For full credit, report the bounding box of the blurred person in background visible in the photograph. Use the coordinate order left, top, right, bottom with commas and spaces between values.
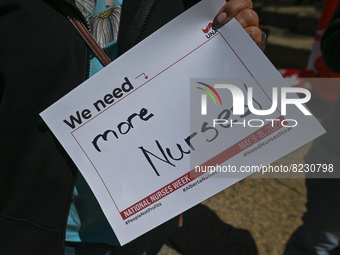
284, 2, 340, 254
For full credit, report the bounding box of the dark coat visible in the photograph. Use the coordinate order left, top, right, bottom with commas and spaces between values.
0, 0, 198, 253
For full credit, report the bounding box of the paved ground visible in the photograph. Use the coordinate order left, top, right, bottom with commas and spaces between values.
157, 1, 334, 254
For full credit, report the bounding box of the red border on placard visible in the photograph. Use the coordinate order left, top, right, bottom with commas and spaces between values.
71, 32, 282, 219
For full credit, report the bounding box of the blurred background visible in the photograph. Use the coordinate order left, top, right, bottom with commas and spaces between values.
158, 0, 340, 254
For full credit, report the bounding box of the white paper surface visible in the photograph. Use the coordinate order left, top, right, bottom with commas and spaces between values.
40, 0, 325, 245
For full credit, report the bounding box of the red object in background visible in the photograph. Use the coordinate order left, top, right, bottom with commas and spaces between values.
305, 0, 340, 103
279, 68, 304, 87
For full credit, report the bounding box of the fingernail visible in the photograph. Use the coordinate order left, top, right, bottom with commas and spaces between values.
216, 12, 227, 24
212, 12, 227, 30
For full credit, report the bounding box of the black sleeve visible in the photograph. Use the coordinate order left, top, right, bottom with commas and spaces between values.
321, 2, 340, 73
182, 0, 200, 9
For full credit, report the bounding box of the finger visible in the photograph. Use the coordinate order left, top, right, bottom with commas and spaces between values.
213, 0, 253, 27
235, 9, 259, 29
245, 26, 262, 45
